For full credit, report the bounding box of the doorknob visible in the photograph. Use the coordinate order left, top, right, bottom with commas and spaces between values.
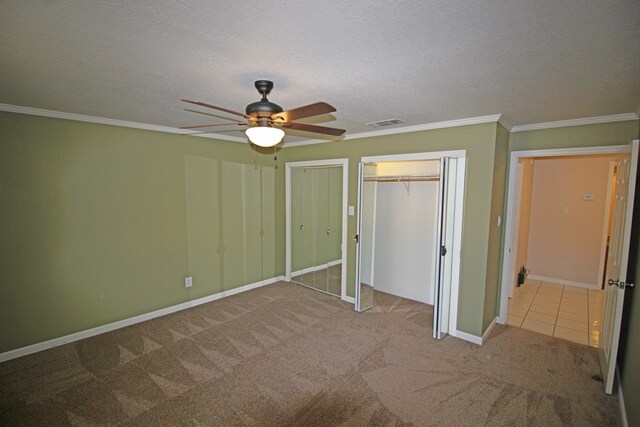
299, 225, 304, 231
327, 226, 331, 235
608, 279, 634, 289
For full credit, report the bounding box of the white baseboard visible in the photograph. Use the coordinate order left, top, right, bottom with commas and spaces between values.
616, 366, 628, 427
527, 274, 599, 290
0, 276, 286, 363
342, 295, 355, 304
450, 317, 496, 345
482, 317, 497, 343
291, 260, 342, 277
450, 329, 483, 345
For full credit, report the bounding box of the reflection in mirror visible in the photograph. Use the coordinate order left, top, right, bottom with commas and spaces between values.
291, 168, 314, 287
326, 167, 343, 295
290, 165, 343, 297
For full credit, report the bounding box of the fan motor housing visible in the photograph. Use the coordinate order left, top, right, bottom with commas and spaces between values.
246, 80, 283, 118
246, 100, 283, 117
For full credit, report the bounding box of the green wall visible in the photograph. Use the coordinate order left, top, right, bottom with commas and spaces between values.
483, 124, 510, 330
3, 108, 636, 364
283, 123, 500, 336
509, 120, 639, 152
0, 112, 284, 353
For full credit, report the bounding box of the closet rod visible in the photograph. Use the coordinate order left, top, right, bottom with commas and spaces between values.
363, 175, 440, 182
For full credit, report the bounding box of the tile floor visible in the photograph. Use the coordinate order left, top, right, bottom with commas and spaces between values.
507, 279, 603, 347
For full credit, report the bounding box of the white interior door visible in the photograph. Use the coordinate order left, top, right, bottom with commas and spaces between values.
599, 140, 638, 394
433, 157, 457, 339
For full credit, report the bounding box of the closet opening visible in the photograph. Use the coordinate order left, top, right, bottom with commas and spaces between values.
354, 151, 466, 340
285, 159, 349, 301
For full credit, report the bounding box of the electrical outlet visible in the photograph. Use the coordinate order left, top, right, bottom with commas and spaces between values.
185, 276, 193, 288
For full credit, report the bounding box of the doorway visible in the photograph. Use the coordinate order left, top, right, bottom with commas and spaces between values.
354, 150, 466, 340
285, 159, 349, 301
500, 147, 623, 346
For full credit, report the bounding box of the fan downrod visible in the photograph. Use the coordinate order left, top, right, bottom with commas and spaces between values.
246, 80, 283, 117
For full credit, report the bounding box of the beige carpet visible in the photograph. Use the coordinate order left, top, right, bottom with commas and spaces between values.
0, 282, 621, 426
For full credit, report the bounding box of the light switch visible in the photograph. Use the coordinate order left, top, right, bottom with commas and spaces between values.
348, 206, 355, 216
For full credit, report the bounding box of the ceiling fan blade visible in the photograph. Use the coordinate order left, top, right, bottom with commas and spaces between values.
285, 121, 346, 136
180, 122, 248, 129
273, 102, 336, 122
181, 99, 251, 119
184, 108, 245, 122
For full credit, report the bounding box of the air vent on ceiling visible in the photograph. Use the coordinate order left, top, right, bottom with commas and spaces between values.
366, 118, 405, 128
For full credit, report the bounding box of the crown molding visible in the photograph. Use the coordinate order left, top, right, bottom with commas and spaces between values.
497, 115, 513, 131
346, 114, 502, 140
284, 114, 503, 148
0, 103, 247, 143
511, 113, 639, 133
6, 102, 635, 146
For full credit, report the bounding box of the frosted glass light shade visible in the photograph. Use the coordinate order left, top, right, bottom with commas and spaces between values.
245, 127, 285, 147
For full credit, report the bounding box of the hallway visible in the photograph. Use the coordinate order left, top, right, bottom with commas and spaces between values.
507, 279, 603, 347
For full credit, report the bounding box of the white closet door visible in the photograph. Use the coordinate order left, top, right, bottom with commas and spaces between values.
598, 140, 638, 394
434, 157, 457, 339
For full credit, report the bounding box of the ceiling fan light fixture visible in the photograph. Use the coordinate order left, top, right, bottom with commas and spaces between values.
245, 126, 285, 147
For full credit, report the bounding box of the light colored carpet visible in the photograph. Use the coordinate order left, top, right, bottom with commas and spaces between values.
0, 282, 620, 426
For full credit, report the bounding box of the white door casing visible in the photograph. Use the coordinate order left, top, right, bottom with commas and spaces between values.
498, 145, 631, 325
599, 140, 638, 394
433, 157, 457, 338
354, 150, 466, 340
355, 162, 371, 312
285, 159, 350, 302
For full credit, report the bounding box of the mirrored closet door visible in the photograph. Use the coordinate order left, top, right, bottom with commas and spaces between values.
289, 163, 345, 297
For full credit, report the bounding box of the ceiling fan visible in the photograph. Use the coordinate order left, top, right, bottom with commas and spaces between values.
181, 80, 346, 147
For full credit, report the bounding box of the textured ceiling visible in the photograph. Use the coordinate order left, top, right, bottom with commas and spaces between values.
1, 0, 639, 143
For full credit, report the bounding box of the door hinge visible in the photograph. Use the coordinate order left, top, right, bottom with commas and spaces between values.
441, 246, 447, 256
354, 234, 359, 244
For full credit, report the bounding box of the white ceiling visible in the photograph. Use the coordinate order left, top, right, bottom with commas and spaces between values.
1, 1, 639, 143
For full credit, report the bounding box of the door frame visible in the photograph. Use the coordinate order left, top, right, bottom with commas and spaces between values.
509, 161, 524, 299
285, 158, 350, 302
357, 150, 466, 335
596, 161, 616, 288
498, 145, 626, 324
